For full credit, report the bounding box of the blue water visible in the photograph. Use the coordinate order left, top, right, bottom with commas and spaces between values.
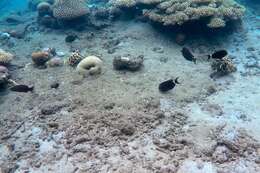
0, 0, 28, 17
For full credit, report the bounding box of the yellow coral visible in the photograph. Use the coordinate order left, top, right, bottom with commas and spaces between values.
111, 0, 245, 28
0, 49, 13, 65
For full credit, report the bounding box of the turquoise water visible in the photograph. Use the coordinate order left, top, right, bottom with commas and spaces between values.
0, 0, 28, 17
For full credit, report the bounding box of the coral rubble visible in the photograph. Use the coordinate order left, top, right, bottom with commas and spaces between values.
110, 0, 245, 28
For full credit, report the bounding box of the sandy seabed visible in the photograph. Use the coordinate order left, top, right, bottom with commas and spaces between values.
0, 5, 260, 173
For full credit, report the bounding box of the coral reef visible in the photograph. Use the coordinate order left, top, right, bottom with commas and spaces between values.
113, 55, 144, 71
0, 49, 13, 66
67, 50, 84, 67
110, 0, 245, 28
31, 51, 51, 66
211, 56, 237, 77
53, 0, 89, 20
76, 56, 103, 76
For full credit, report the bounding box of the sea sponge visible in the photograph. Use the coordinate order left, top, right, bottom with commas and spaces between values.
31, 51, 50, 66
67, 50, 84, 67
76, 56, 103, 76
110, 0, 245, 28
53, 0, 89, 20
0, 49, 14, 66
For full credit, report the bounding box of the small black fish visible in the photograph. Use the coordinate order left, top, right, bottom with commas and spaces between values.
65, 34, 78, 43
181, 47, 196, 64
208, 50, 228, 60
10, 84, 34, 93
159, 77, 180, 92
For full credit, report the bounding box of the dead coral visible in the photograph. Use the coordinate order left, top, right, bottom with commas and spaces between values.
211, 56, 237, 77
110, 0, 245, 28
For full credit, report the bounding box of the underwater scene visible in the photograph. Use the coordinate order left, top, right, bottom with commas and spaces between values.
0, 0, 260, 172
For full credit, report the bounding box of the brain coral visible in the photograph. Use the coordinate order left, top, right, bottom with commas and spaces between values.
110, 0, 245, 28
0, 49, 14, 65
76, 56, 103, 77
53, 0, 89, 20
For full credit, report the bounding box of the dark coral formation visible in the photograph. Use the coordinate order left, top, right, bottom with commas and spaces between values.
109, 0, 245, 28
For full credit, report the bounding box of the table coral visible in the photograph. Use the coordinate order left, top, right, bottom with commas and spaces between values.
110, 0, 245, 28
53, 0, 89, 20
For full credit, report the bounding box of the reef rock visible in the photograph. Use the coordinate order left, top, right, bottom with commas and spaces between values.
47, 57, 63, 67
113, 55, 144, 71
110, 0, 245, 28
211, 56, 237, 77
0, 66, 9, 86
76, 56, 103, 77
0, 49, 14, 66
53, 0, 89, 20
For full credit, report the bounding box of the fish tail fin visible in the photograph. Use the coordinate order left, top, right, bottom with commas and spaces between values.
207, 55, 211, 60
193, 58, 197, 64
29, 85, 34, 91
175, 77, 180, 84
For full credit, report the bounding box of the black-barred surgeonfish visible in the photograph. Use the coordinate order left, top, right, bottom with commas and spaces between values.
159, 77, 180, 92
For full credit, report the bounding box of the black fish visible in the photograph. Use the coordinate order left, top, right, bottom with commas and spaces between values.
181, 47, 196, 64
10, 84, 34, 93
159, 77, 180, 92
208, 50, 228, 60
65, 34, 78, 43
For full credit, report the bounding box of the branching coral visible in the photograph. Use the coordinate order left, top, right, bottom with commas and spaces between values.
53, 0, 89, 20
110, 0, 245, 28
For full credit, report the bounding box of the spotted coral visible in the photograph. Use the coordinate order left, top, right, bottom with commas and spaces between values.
110, 0, 245, 28
67, 50, 84, 67
53, 0, 89, 20
0, 49, 14, 66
